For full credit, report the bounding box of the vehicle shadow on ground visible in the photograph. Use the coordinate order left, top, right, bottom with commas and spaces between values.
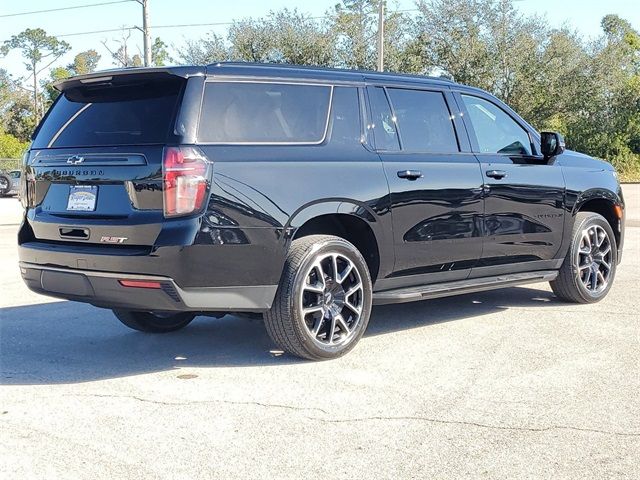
1, 286, 562, 385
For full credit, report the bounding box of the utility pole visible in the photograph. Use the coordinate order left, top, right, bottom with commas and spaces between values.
136, 0, 152, 66
376, 1, 384, 72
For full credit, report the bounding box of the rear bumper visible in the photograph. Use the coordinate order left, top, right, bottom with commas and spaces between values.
19, 262, 277, 313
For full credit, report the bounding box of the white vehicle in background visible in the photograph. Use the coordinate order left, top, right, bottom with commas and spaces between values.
0, 170, 21, 197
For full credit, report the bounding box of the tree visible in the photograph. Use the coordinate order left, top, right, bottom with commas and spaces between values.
330, 0, 378, 69
1, 28, 70, 121
178, 33, 230, 65
102, 29, 142, 68
262, 9, 334, 65
0, 69, 37, 143
0, 130, 28, 158
151, 37, 172, 66
228, 18, 273, 62
70, 49, 101, 75
330, 0, 414, 71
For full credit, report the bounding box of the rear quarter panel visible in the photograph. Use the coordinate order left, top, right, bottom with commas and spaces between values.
199, 143, 394, 281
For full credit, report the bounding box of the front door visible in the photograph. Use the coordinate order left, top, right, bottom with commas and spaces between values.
366, 85, 484, 289
457, 93, 566, 275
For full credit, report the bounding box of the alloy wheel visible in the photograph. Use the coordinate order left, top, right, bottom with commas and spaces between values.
576, 224, 612, 293
298, 252, 364, 347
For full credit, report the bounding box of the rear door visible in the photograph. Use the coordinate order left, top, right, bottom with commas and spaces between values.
366, 83, 484, 289
25, 73, 189, 246
455, 92, 566, 275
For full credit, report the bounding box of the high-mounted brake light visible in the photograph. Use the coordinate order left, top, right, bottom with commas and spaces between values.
162, 146, 210, 217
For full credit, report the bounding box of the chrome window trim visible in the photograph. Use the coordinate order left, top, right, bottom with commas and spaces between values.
197, 80, 335, 146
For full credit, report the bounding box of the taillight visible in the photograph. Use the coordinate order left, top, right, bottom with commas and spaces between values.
20, 150, 29, 208
162, 146, 211, 217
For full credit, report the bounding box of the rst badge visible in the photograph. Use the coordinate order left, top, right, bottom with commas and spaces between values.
100, 236, 128, 244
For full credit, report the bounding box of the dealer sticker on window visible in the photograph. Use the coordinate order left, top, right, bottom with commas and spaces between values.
67, 185, 98, 211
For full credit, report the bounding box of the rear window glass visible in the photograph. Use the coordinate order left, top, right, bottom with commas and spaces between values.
198, 82, 332, 143
32, 78, 184, 149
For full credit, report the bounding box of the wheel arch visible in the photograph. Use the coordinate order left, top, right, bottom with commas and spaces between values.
288, 202, 385, 283
573, 189, 624, 260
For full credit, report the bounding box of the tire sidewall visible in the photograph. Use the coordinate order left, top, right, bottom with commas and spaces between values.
289, 238, 373, 359
569, 214, 617, 302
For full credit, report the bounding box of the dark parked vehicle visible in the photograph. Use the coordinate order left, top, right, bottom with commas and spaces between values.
0, 170, 21, 196
18, 63, 625, 360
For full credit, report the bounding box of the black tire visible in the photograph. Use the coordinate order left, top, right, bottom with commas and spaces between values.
550, 212, 617, 304
113, 310, 195, 333
264, 235, 373, 361
0, 175, 11, 196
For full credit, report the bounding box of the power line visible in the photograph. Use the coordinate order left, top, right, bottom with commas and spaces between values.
57, 27, 135, 38
0, 0, 135, 19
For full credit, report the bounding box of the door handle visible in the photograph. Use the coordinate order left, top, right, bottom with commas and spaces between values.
486, 169, 507, 179
397, 170, 423, 180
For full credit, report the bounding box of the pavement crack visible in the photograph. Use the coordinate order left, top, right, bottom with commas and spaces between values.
63, 394, 638, 436
310, 415, 640, 437
63, 393, 329, 415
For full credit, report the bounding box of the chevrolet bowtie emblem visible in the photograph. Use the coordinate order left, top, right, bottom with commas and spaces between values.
67, 155, 85, 165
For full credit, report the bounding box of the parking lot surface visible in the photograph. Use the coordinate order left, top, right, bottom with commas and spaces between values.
1, 187, 638, 479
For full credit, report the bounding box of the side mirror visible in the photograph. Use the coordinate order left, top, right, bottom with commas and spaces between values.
540, 131, 565, 158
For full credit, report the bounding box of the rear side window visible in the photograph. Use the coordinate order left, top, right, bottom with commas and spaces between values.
198, 82, 332, 143
32, 78, 184, 149
387, 88, 459, 153
461, 94, 532, 155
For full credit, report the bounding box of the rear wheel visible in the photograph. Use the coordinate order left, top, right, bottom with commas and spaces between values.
113, 310, 195, 333
550, 212, 617, 303
264, 235, 373, 361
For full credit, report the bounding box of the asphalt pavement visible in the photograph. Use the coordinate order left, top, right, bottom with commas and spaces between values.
0, 187, 638, 479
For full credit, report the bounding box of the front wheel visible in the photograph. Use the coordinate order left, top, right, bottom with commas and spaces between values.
113, 310, 195, 333
264, 235, 373, 360
550, 212, 617, 303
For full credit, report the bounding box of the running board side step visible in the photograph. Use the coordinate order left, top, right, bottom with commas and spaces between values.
372, 270, 558, 305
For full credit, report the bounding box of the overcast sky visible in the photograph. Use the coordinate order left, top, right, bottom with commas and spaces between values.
1, 0, 639, 82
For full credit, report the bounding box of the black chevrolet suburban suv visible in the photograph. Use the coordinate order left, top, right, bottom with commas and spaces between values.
18, 63, 625, 360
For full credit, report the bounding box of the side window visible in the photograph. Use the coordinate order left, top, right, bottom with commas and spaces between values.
368, 87, 400, 151
461, 94, 532, 155
387, 88, 459, 153
198, 82, 332, 143
328, 87, 362, 147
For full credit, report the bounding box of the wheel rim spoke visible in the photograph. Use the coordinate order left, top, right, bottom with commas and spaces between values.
326, 315, 337, 344
335, 314, 350, 335
331, 254, 339, 281
303, 305, 324, 316
338, 263, 353, 284
345, 283, 362, 298
344, 300, 362, 315
312, 316, 325, 336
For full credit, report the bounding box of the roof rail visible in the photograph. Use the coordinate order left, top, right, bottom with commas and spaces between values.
207, 61, 455, 84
